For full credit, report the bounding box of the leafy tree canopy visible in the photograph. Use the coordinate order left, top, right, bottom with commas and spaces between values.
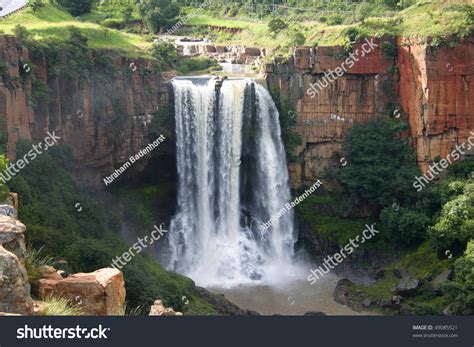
55, 0, 93, 16
336, 119, 419, 210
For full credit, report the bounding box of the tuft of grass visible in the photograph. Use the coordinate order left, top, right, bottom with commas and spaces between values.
38, 296, 84, 316
124, 304, 145, 316
24, 246, 55, 282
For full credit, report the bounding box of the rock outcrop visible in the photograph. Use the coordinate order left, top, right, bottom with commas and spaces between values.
38, 268, 126, 316
0, 215, 26, 259
193, 286, 260, 315
176, 41, 266, 66
0, 245, 33, 314
3, 32, 471, 191
0, 195, 33, 315
149, 299, 183, 316
0, 35, 171, 189
392, 277, 420, 296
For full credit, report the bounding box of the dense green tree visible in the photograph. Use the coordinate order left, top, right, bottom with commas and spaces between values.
428, 176, 474, 255
137, 0, 180, 33
56, 0, 93, 16
380, 207, 430, 245
151, 42, 179, 70
268, 18, 288, 35
30, 0, 45, 13
336, 119, 419, 210
441, 240, 474, 315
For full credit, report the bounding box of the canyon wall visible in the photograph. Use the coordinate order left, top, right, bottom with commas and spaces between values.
398, 35, 474, 172
0, 35, 171, 189
266, 35, 473, 188
1, 33, 472, 191
266, 37, 399, 187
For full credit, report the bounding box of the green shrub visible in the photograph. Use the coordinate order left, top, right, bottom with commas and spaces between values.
335, 119, 419, 210
289, 31, 306, 46
13, 25, 30, 42
455, 240, 474, 285
177, 56, 220, 74
24, 246, 55, 283
151, 42, 179, 70
429, 177, 474, 255
382, 41, 398, 58
326, 14, 344, 25
268, 88, 302, 162
268, 18, 288, 35
55, 0, 93, 16
355, 2, 375, 22
0, 155, 10, 200
101, 18, 125, 29
30, 0, 45, 12
380, 207, 430, 245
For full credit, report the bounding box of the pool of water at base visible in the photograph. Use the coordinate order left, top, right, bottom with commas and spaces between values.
208, 273, 370, 316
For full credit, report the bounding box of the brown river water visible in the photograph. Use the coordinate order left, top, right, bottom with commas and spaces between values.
208, 274, 368, 316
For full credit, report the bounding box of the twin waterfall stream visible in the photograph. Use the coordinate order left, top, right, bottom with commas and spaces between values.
166, 77, 297, 286
163, 76, 355, 315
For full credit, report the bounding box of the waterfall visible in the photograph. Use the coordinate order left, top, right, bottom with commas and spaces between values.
167, 76, 300, 287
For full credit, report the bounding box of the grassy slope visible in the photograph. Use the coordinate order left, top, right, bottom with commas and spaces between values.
185, 1, 473, 50
0, 3, 150, 56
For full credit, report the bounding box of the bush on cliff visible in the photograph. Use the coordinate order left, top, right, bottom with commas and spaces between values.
335, 119, 419, 211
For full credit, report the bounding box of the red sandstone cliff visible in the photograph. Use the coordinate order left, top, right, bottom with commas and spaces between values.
0, 35, 171, 189
398, 35, 474, 171
1, 33, 472, 190
266, 37, 399, 187
266, 34, 473, 188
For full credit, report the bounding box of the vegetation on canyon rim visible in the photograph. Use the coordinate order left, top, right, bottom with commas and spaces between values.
0, 0, 472, 316
0, 0, 472, 58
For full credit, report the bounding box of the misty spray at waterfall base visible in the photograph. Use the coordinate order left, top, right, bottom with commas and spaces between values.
164, 76, 305, 288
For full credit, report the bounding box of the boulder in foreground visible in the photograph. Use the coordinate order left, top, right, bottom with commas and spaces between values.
38, 268, 125, 315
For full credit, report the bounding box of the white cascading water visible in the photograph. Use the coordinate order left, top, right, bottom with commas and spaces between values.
166, 76, 301, 287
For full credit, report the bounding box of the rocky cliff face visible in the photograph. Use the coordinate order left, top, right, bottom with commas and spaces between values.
0, 35, 171, 189
266, 37, 398, 187
266, 35, 473, 188
398, 35, 474, 171
2, 33, 472, 191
